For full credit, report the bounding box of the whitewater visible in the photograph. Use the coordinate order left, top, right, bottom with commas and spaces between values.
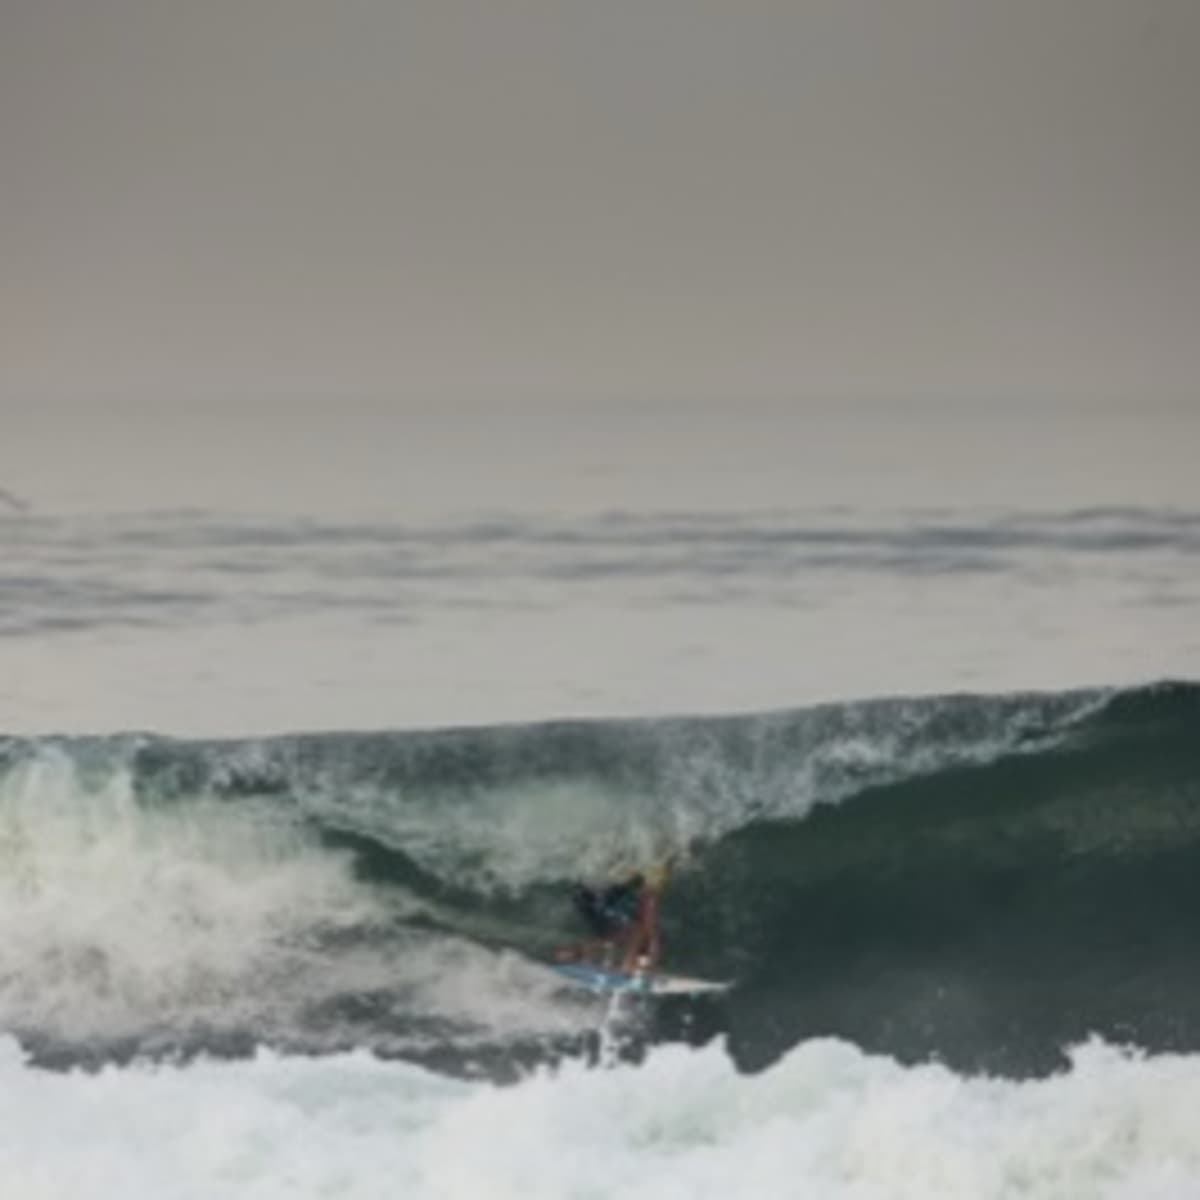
4, 1036, 1200, 1200
2, 411, 1200, 1199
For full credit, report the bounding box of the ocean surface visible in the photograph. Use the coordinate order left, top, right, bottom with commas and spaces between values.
2, 400, 1200, 1197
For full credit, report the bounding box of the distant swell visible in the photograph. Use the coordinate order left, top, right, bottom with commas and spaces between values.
1, 681, 1198, 1078
3, 505, 1199, 637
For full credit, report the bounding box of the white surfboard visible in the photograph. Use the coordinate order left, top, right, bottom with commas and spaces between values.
549, 961, 731, 996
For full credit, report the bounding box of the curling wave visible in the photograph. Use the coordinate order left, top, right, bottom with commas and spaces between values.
1, 681, 1197, 1077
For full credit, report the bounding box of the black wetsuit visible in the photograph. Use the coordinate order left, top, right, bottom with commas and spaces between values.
573, 877, 643, 938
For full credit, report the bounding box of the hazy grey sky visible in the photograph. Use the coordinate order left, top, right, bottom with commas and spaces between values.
2, 0, 1198, 402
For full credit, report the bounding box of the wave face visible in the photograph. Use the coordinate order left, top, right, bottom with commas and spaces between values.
1, 681, 1197, 1077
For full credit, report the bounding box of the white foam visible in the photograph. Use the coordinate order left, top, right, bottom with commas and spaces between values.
0, 749, 581, 1049
2, 1035, 1200, 1199
0, 747, 374, 1037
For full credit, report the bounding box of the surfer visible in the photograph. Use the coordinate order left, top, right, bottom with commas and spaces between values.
554, 863, 668, 973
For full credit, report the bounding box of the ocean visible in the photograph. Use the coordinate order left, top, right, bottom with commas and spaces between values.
2, 399, 1199, 1197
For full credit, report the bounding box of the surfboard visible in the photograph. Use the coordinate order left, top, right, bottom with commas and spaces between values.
549, 961, 731, 996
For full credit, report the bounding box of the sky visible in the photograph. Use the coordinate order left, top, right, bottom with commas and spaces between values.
2, 0, 1199, 408
1, 3, 1198, 731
